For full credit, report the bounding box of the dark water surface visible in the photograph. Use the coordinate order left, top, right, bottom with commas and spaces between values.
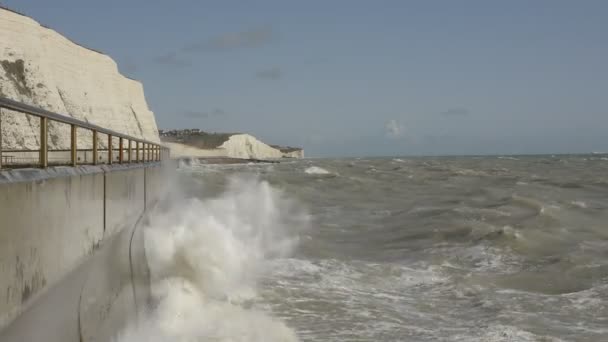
181, 155, 608, 341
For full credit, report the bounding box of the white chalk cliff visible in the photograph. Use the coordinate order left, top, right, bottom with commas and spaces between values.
220, 134, 290, 159
166, 133, 304, 160
0, 8, 159, 150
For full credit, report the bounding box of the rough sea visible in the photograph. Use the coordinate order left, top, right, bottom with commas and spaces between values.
117, 155, 608, 342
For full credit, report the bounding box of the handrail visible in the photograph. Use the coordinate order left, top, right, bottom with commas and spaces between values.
0, 96, 169, 169
0, 97, 158, 145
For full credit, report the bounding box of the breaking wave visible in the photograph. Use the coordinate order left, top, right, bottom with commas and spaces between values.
115, 176, 310, 342
116, 155, 608, 341
304, 166, 331, 175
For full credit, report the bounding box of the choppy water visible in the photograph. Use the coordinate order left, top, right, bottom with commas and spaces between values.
119, 155, 608, 342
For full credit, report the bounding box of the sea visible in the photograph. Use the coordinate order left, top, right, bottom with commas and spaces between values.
116, 155, 608, 342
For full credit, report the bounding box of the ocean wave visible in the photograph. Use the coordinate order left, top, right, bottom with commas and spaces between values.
511, 194, 547, 215
115, 176, 310, 342
452, 168, 490, 177
267, 258, 445, 295
162, 156, 608, 340
570, 200, 588, 209
269, 258, 446, 296
304, 166, 334, 176
454, 206, 513, 218
451, 325, 566, 342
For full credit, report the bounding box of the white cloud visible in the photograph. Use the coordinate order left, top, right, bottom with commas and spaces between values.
384, 119, 405, 139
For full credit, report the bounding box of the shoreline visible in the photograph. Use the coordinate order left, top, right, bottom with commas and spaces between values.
181, 157, 282, 165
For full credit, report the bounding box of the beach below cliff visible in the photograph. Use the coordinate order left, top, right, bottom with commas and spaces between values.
161, 130, 303, 161
180, 156, 281, 165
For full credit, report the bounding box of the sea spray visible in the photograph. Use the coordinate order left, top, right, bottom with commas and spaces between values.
304, 166, 329, 175
115, 175, 310, 342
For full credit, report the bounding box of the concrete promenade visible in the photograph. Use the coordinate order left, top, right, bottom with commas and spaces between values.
0, 162, 171, 341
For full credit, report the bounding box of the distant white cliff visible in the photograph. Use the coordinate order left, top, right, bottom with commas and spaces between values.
163, 132, 304, 160
0, 8, 159, 150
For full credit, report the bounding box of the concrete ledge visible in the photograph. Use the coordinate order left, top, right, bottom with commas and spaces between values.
0, 162, 162, 184
104, 168, 145, 237
0, 170, 105, 329
0, 210, 151, 342
0, 162, 166, 334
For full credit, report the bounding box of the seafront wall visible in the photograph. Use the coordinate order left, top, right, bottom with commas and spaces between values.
0, 163, 169, 339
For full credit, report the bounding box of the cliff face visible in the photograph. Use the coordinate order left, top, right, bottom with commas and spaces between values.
0, 8, 159, 150
164, 133, 304, 160
281, 149, 305, 159
219, 134, 284, 159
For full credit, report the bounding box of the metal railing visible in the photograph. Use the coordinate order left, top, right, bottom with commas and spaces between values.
0, 97, 169, 169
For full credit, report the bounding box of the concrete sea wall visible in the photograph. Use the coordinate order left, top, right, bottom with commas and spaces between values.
0, 163, 170, 341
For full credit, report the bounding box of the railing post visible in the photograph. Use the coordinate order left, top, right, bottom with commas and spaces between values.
92, 130, 98, 165
108, 134, 113, 165
70, 124, 77, 167
118, 137, 124, 164
0, 98, 172, 169
128, 140, 132, 163
0, 107, 3, 170
39, 117, 48, 168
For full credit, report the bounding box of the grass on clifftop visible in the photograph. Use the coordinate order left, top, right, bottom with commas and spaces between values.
270, 145, 303, 153
161, 131, 303, 152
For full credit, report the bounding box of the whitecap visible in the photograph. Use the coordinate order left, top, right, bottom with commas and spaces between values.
452, 325, 566, 342
115, 176, 310, 342
304, 166, 331, 175
571, 200, 588, 209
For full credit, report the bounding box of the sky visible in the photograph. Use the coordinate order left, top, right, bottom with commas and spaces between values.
3, 0, 608, 157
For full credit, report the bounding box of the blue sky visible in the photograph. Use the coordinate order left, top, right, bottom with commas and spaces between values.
4, 0, 608, 157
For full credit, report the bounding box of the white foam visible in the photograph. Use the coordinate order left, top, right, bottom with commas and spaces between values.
454, 168, 489, 176
304, 166, 331, 175
114, 176, 310, 342
571, 200, 588, 209
452, 325, 566, 342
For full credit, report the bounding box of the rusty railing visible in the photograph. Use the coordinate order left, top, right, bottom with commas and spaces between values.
0, 97, 168, 169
